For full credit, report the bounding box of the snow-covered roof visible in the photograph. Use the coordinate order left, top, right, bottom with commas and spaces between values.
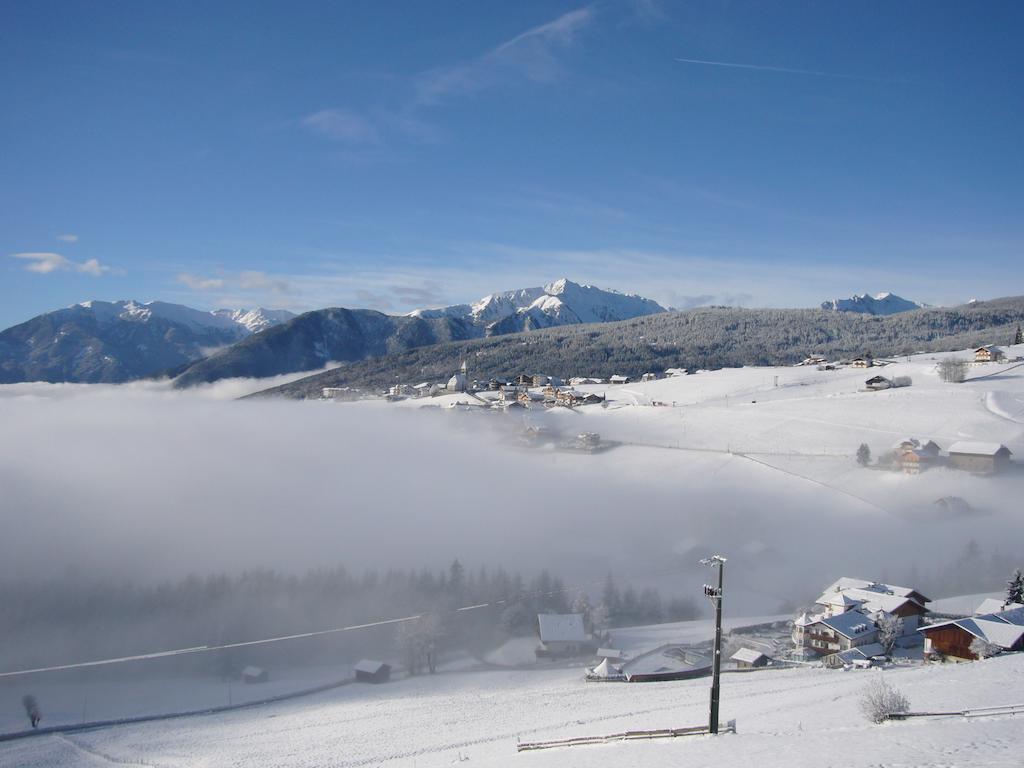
969, 619, 1024, 649
991, 606, 1024, 626
354, 659, 387, 674
818, 577, 929, 604
833, 642, 885, 664
975, 599, 1024, 616
821, 593, 864, 609
596, 648, 625, 659
816, 610, 877, 639
841, 588, 921, 614
537, 613, 587, 643
947, 442, 1011, 457
730, 648, 768, 664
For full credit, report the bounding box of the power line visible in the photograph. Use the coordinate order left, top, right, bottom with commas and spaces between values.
0, 565, 694, 680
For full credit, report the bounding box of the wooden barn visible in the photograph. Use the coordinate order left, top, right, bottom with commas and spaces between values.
920, 613, 1024, 661
354, 659, 391, 683
947, 442, 1013, 474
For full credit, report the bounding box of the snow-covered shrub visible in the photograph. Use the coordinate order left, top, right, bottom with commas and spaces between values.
969, 636, 999, 660
859, 677, 910, 723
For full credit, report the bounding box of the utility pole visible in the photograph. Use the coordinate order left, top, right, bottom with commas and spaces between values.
701, 554, 726, 734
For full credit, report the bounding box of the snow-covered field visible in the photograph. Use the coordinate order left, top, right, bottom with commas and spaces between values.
3, 650, 1023, 767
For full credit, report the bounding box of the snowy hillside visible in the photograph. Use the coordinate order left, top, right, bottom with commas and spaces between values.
821, 292, 922, 315
409, 278, 667, 335
0, 301, 295, 384
3, 646, 1022, 766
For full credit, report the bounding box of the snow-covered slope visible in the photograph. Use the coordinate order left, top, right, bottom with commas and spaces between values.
74, 300, 294, 334
0, 301, 294, 384
410, 278, 666, 335
212, 307, 296, 333
821, 292, 922, 315
5, 647, 1023, 767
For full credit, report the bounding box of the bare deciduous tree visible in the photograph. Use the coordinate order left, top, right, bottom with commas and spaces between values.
877, 614, 904, 656
937, 357, 967, 383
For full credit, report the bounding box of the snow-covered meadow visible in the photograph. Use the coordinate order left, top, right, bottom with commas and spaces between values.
3, 648, 1023, 767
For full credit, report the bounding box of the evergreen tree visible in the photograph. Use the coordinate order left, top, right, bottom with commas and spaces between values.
601, 574, 621, 627
448, 558, 464, 597
1006, 568, 1024, 606
856, 443, 871, 466
1014, 324, 1023, 345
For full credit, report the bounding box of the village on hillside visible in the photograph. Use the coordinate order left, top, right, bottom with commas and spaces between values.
511, 572, 1024, 685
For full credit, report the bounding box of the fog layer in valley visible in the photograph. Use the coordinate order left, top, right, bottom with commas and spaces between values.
2, 382, 1020, 608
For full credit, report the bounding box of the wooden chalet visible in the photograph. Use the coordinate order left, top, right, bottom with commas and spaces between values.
974, 345, 1005, 363
554, 389, 605, 407
865, 375, 891, 390
793, 610, 879, 655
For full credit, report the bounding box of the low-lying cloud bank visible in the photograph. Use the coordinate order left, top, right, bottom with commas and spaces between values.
1, 383, 1021, 615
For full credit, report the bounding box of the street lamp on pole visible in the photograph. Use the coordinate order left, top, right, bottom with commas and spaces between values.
701, 554, 726, 734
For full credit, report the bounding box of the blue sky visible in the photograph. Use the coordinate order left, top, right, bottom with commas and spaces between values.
2, 1, 1022, 328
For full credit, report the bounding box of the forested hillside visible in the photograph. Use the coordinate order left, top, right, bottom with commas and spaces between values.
255, 297, 1024, 398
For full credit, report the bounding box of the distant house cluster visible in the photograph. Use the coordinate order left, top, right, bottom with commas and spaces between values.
792, 577, 930, 667
370, 361, 616, 412
870, 437, 1014, 475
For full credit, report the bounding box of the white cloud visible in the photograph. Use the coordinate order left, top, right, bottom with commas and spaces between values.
414, 7, 594, 105
56, 233, 79, 243
176, 272, 226, 291
239, 270, 291, 295
11, 252, 113, 276
300, 8, 593, 156
300, 109, 381, 144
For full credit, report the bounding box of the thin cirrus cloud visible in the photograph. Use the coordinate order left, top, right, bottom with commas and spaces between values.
177, 271, 291, 297
414, 7, 594, 105
300, 109, 381, 144
176, 273, 226, 291
300, 7, 594, 149
12, 252, 112, 276
56, 233, 79, 243
674, 57, 901, 84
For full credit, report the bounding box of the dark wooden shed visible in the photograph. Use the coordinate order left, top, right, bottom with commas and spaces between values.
354, 659, 391, 683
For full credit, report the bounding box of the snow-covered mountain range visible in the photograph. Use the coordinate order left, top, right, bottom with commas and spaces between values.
821, 292, 923, 315
0, 301, 294, 384
76, 300, 296, 334
409, 278, 667, 335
